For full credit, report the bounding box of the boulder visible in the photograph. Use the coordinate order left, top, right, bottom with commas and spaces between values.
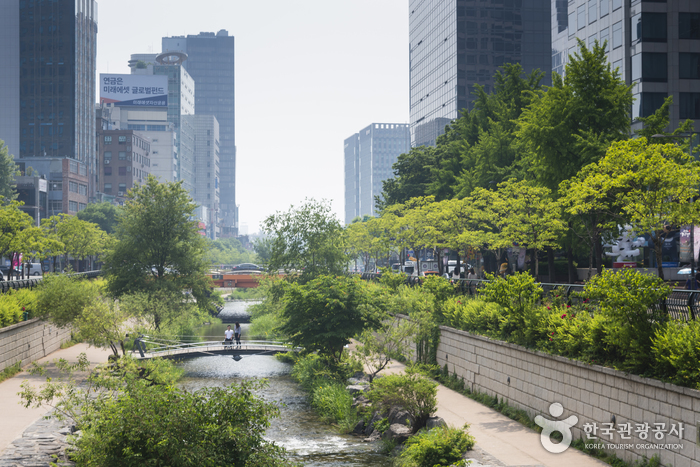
425, 416, 447, 430
382, 424, 412, 444
388, 409, 415, 429
363, 430, 381, 442
353, 419, 366, 435
364, 412, 383, 436
346, 385, 366, 395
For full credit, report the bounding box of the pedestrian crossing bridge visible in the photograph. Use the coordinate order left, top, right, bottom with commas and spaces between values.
132, 337, 298, 360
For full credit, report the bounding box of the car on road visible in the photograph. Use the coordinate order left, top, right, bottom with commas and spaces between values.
232, 263, 262, 271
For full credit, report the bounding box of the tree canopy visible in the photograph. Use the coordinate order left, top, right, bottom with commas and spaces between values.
0, 139, 19, 203
76, 202, 121, 234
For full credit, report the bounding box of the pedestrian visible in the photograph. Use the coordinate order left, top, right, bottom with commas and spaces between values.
685, 273, 700, 290
451, 264, 461, 281
234, 322, 242, 348
467, 267, 477, 280
224, 325, 234, 349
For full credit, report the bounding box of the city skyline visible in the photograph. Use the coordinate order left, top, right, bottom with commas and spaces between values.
95, 0, 410, 233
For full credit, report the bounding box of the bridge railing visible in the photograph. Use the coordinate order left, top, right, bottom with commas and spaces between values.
135, 338, 294, 358
0, 269, 103, 294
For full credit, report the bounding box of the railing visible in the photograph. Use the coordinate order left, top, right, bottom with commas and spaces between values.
0, 269, 103, 294
133, 337, 296, 359
359, 273, 700, 321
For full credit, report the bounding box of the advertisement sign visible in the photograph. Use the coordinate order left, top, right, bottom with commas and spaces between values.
680, 226, 700, 263
99, 74, 168, 108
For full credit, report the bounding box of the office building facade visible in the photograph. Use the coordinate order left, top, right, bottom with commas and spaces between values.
553, 0, 700, 133
409, 0, 551, 147
162, 31, 238, 235
0, 0, 98, 211
96, 129, 151, 202
185, 114, 220, 239
344, 123, 411, 225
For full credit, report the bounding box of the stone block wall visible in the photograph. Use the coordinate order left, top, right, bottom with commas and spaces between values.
0, 319, 71, 372
435, 325, 700, 465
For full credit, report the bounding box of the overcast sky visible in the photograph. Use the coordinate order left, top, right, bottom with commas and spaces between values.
96, 0, 409, 234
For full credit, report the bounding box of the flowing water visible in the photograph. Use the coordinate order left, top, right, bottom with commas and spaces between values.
178, 301, 392, 467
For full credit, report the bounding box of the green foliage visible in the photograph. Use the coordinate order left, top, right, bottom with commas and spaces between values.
0, 361, 22, 383
652, 320, 700, 388
441, 297, 503, 337
0, 288, 37, 327
76, 202, 121, 234
103, 175, 214, 315
394, 425, 475, 467
207, 237, 257, 265
41, 214, 107, 271
0, 139, 19, 203
262, 199, 347, 281
0, 201, 60, 269
379, 268, 409, 291
421, 275, 455, 318
583, 269, 671, 371
367, 373, 438, 430
377, 146, 438, 209
354, 315, 418, 382
311, 382, 356, 425
36, 273, 102, 327
20, 354, 294, 467
480, 272, 544, 346
281, 275, 382, 363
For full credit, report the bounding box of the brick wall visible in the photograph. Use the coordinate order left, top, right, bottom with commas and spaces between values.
0, 319, 71, 372
435, 325, 700, 465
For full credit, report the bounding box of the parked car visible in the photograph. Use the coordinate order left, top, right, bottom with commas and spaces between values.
26, 262, 43, 276
232, 263, 262, 271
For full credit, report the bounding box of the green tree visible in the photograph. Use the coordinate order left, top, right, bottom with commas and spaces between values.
367, 372, 438, 431
280, 275, 381, 363
262, 199, 347, 281
566, 138, 700, 279
376, 146, 438, 210
0, 140, 19, 203
208, 237, 257, 265
103, 175, 214, 316
517, 40, 634, 191
252, 236, 273, 265
76, 202, 121, 234
354, 314, 418, 383
0, 201, 58, 276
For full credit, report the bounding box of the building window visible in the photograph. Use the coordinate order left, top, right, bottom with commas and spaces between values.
612, 21, 623, 49
600, 0, 609, 17
104, 183, 112, 193
589, 1, 597, 24
69, 181, 78, 193
118, 135, 127, 144
118, 183, 127, 193
680, 93, 700, 119
69, 161, 78, 174
119, 151, 126, 160
51, 182, 62, 191
568, 10, 577, 35
679, 13, 700, 39
601, 28, 610, 52
680, 53, 700, 79
78, 203, 86, 212
632, 13, 667, 43
119, 166, 127, 176
105, 166, 112, 176
633, 93, 667, 118
104, 136, 112, 144
631, 53, 667, 82
577, 5, 586, 30
612, 0, 621, 11
69, 201, 78, 212
79, 184, 87, 196
104, 151, 112, 160
589, 34, 597, 48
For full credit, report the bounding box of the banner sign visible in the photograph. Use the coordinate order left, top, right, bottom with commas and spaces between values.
99, 74, 168, 108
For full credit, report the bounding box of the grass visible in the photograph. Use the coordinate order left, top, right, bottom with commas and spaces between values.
0, 361, 23, 383
60, 339, 80, 349
432, 367, 663, 467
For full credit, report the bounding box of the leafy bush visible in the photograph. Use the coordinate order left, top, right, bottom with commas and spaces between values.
0, 288, 38, 327
652, 320, 700, 387
442, 297, 502, 337
421, 275, 455, 318
379, 268, 409, 291
394, 425, 475, 467
367, 373, 438, 431
583, 269, 671, 371
35, 273, 102, 326
480, 272, 544, 346
311, 382, 356, 426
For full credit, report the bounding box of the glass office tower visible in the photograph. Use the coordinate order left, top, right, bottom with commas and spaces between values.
162, 31, 238, 235
552, 0, 700, 134
409, 0, 551, 147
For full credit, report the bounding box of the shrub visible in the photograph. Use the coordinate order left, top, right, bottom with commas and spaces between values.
421, 275, 455, 318
652, 320, 700, 387
311, 382, 356, 425
394, 425, 475, 467
379, 268, 409, 291
583, 269, 671, 371
367, 373, 437, 431
0, 288, 38, 327
36, 273, 102, 326
442, 297, 502, 337
480, 272, 544, 346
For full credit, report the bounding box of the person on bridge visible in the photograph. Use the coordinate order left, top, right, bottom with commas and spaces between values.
234, 322, 242, 348
224, 325, 234, 349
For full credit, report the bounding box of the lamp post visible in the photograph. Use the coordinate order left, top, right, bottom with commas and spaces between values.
652, 133, 698, 284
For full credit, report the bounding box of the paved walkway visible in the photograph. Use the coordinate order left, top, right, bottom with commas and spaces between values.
0, 344, 112, 456
377, 359, 608, 467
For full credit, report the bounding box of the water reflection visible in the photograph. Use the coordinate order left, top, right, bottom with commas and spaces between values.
178, 355, 391, 467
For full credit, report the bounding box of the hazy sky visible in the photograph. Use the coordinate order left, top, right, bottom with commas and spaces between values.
96, 0, 409, 234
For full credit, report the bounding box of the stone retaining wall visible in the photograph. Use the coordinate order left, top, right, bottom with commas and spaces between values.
435, 325, 699, 465
0, 319, 71, 372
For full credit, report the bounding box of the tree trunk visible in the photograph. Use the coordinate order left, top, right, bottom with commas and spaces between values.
547, 248, 556, 283
594, 233, 604, 275
534, 248, 540, 279
654, 235, 665, 280
567, 245, 577, 283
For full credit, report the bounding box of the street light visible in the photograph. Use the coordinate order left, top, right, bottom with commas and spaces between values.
652, 133, 698, 285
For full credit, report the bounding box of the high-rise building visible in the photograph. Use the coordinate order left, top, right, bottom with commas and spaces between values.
409, 0, 551, 147
95, 128, 151, 202
185, 114, 220, 239
553, 0, 700, 134
344, 123, 411, 225
0, 0, 98, 215
162, 31, 237, 235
